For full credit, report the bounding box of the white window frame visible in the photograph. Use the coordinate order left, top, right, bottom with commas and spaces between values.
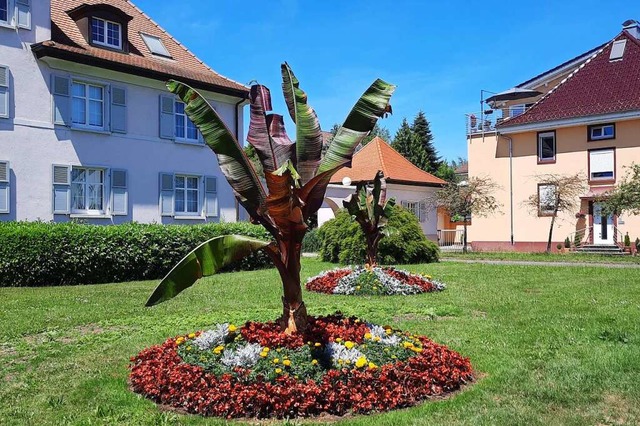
537, 131, 556, 162
174, 174, 201, 216
0, 0, 8, 26
538, 184, 557, 216
405, 201, 422, 222
91, 17, 122, 50
174, 100, 201, 143
71, 80, 106, 130
589, 124, 615, 141
140, 33, 172, 58
589, 148, 615, 181
70, 166, 106, 215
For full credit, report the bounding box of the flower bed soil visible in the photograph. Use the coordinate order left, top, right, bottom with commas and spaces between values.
306, 266, 446, 295
130, 314, 473, 419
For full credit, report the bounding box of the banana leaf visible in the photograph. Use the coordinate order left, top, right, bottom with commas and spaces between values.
146, 235, 270, 306
167, 80, 266, 220
265, 160, 307, 241
281, 62, 323, 185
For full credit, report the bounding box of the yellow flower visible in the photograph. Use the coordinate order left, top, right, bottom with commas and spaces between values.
283, 360, 291, 367
354, 319, 360, 323
314, 342, 321, 347
344, 359, 351, 365
373, 336, 381, 342
364, 332, 372, 339
368, 362, 378, 369
402, 341, 414, 349
426, 275, 432, 279
275, 368, 282, 374
335, 338, 343, 343
272, 358, 279, 364
385, 328, 392, 335
228, 324, 237, 333
344, 341, 355, 349
213, 345, 224, 354
186, 346, 192, 351
311, 359, 318, 365
412, 347, 423, 353
355, 285, 361, 290
263, 347, 270, 352
355, 356, 367, 368
260, 352, 268, 358
175, 337, 184, 345
188, 333, 196, 339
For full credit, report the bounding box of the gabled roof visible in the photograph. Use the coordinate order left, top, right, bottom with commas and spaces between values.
500, 31, 640, 128
330, 137, 446, 187
32, 0, 248, 98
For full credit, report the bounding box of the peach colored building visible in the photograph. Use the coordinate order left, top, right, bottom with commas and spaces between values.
467, 20, 640, 252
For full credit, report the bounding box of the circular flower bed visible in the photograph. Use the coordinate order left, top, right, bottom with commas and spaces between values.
130, 314, 473, 419
306, 266, 446, 295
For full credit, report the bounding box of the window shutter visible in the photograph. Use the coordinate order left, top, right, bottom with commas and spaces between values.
52, 165, 71, 214
159, 172, 174, 216
16, 0, 31, 30
51, 75, 71, 126
204, 176, 218, 217
111, 169, 128, 215
590, 149, 614, 176
401, 200, 408, 209
110, 86, 127, 133
0, 161, 9, 214
0, 65, 8, 119
419, 201, 427, 223
159, 95, 175, 140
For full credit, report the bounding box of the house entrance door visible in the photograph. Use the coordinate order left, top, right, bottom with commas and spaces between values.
592, 202, 614, 245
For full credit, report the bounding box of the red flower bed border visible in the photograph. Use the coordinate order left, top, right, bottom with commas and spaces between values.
130, 316, 473, 419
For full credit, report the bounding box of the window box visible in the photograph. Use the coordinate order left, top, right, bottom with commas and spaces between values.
587, 123, 615, 141
537, 131, 556, 163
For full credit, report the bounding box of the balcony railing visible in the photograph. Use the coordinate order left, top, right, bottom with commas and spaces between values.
466, 106, 533, 135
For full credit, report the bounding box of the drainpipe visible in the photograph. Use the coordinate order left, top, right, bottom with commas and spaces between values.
234, 96, 247, 222
498, 132, 515, 246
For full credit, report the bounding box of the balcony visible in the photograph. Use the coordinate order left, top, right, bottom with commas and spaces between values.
466, 105, 531, 136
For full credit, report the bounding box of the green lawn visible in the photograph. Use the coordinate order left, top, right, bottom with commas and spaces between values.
440, 250, 640, 264
1, 258, 639, 425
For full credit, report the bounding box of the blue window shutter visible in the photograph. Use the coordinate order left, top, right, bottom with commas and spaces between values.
52, 75, 71, 126
159, 172, 174, 216
0, 65, 8, 119
159, 95, 175, 140
110, 86, 127, 133
16, 0, 31, 30
204, 176, 218, 217
0, 161, 9, 214
111, 169, 128, 215
52, 164, 71, 214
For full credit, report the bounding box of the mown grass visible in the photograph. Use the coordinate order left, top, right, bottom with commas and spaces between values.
440, 250, 640, 264
1, 258, 639, 425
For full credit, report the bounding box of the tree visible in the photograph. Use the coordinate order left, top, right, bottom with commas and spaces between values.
429, 176, 502, 253
523, 173, 586, 253
411, 111, 441, 173
146, 63, 395, 334
601, 164, 640, 215
330, 122, 391, 152
435, 162, 457, 183
342, 171, 396, 266
390, 118, 413, 157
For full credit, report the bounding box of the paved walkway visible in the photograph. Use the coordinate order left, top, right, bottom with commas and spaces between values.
441, 258, 640, 269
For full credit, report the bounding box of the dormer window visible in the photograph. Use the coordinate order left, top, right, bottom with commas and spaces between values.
91, 17, 122, 49
0, 1, 8, 24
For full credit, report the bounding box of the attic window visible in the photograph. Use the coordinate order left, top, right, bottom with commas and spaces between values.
609, 40, 627, 61
140, 33, 172, 58
91, 17, 122, 49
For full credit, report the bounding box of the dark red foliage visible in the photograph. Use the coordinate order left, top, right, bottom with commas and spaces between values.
130, 315, 473, 419
305, 268, 351, 294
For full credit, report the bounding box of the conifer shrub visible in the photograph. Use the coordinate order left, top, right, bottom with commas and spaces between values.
318, 206, 439, 265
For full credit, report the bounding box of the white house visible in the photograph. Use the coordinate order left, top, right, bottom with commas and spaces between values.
0, 0, 248, 224
322, 137, 447, 241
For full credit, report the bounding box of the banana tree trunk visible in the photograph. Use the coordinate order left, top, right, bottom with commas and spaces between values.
365, 233, 380, 266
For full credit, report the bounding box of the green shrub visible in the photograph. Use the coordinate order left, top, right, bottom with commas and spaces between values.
564, 237, 571, 248
0, 221, 273, 287
317, 206, 439, 265
624, 233, 631, 247
302, 228, 321, 253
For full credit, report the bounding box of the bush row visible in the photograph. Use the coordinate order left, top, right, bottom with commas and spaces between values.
0, 221, 273, 287
317, 206, 439, 265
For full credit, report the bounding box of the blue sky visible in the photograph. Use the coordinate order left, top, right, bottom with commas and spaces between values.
135, 0, 635, 161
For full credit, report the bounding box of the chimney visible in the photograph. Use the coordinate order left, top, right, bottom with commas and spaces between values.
622, 19, 640, 39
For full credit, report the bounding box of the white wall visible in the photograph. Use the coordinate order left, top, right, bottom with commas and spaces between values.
0, 15, 246, 224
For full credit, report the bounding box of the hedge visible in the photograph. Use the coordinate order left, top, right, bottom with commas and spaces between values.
0, 221, 273, 287
317, 206, 439, 265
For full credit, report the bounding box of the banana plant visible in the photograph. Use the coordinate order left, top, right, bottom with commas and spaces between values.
343, 171, 396, 266
146, 63, 395, 334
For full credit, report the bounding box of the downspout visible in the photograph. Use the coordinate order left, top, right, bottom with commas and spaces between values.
234, 96, 246, 222
498, 132, 515, 246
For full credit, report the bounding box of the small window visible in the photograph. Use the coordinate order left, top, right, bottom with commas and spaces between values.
538, 184, 557, 216
404, 201, 423, 222
71, 167, 105, 214
140, 33, 172, 58
537, 131, 556, 162
610, 39, 626, 61
589, 149, 615, 181
71, 81, 104, 129
588, 123, 615, 141
175, 101, 199, 142
174, 175, 200, 214
0, 0, 8, 23
91, 17, 122, 49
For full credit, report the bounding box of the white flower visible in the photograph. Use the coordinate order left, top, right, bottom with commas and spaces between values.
193, 323, 229, 350
367, 324, 402, 346
325, 342, 364, 365
220, 343, 263, 369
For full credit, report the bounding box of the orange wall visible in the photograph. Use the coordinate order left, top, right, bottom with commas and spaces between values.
467, 119, 640, 247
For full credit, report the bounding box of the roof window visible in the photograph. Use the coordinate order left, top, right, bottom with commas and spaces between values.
140, 33, 172, 58
609, 40, 626, 61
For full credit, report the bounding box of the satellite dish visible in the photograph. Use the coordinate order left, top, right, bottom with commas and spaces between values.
342, 177, 352, 186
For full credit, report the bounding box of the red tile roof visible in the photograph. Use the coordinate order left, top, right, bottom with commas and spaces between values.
499, 31, 640, 127
330, 137, 446, 187
33, 0, 248, 97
